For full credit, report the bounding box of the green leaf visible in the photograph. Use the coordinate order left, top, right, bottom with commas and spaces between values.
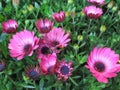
0, 33, 7, 42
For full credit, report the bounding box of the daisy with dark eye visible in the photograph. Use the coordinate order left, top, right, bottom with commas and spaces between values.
26, 65, 40, 80
85, 47, 120, 83
8, 30, 39, 60
44, 28, 71, 52
56, 60, 73, 81
0, 60, 5, 71
36, 39, 52, 59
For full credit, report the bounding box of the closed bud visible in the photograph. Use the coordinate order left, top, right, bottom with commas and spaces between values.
73, 44, 79, 50
100, 25, 106, 32
65, 11, 70, 17
77, 35, 83, 41
12, 0, 19, 7
118, 10, 120, 15
27, 4, 34, 11
70, 11, 76, 18
112, 6, 118, 12
80, 11, 85, 17
107, 1, 114, 8
68, 0, 74, 4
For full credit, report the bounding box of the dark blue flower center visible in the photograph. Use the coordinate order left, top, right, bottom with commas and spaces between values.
0, 64, 5, 71
94, 62, 105, 72
29, 70, 39, 79
47, 66, 53, 73
60, 65, 70, 75
24, 44, 32, 54
41, 46, 50, 54
52, 41, 59, 47
8, 27, 15, 31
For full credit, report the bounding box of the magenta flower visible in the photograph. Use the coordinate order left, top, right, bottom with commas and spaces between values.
26, 65, 41, 80
87, 0, 105, 5
86, 47, 120, 83
0, 60, 5, 71
36, 39, 52, 59
83, 6, 103, 18
52, 11, 66, 22
44, 28, 71, 51
2, 19, 18, 34
56, 60, 73, 80
35, 18, 54, 34
8, 30, 39, 60
39, 53, 57, 74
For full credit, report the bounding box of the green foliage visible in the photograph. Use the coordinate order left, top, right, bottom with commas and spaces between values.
0, 0, 120, 90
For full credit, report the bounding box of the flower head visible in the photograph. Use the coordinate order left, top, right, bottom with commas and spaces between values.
39, 53, 57, 74
52, 11, 66, 22
83, 6, 103, 18
0, 60, 5, 71
26, 65, 40, 80
35, 18, 54, 34
36, 39, 52, 59
87, 0, 105, 5
2, 19, 18, 34
44, 28, 71, 51
56, 60, 73, 80
86, 47, 120, 83
8, 30, 39, 60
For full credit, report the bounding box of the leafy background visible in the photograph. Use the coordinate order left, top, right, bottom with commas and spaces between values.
0, 0, 120, 90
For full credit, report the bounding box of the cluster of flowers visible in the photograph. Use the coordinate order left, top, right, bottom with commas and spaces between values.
83, 0, 120, 83
1, 11, 73, 81
83, 0, 104, 18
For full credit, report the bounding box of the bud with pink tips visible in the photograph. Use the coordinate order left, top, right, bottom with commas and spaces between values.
52, 11, 66, 22
2, 19, 18, 34
35, 18, 54, 34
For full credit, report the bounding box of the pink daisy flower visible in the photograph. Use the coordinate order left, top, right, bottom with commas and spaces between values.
35, 18, 54, 34
86, 47, 120, 83
87, 0, 105, 5
2, 19, 18, 34
56, 60, 73, 80
8, 30, 39, 60
26, 65, 41, 80
44, 28, 71, 51
52, 11, 66, 22
39, 53, 57, 74
36, 39, 52, 59
83, 6, 103, 18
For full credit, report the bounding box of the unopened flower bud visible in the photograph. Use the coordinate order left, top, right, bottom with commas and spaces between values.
12, 0, 19, 7
27, 4, 34, 11
73, 44, 79, 50
118, 10, 120, 15
70, 11, 76, 18
112, 6, 118, 12
107, 1, 114, 8
65, 11, 70, 17
80, 11, 85, 17
68, 0, 74, 4
77, 35, 83, 41
100, 25, 106, 32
